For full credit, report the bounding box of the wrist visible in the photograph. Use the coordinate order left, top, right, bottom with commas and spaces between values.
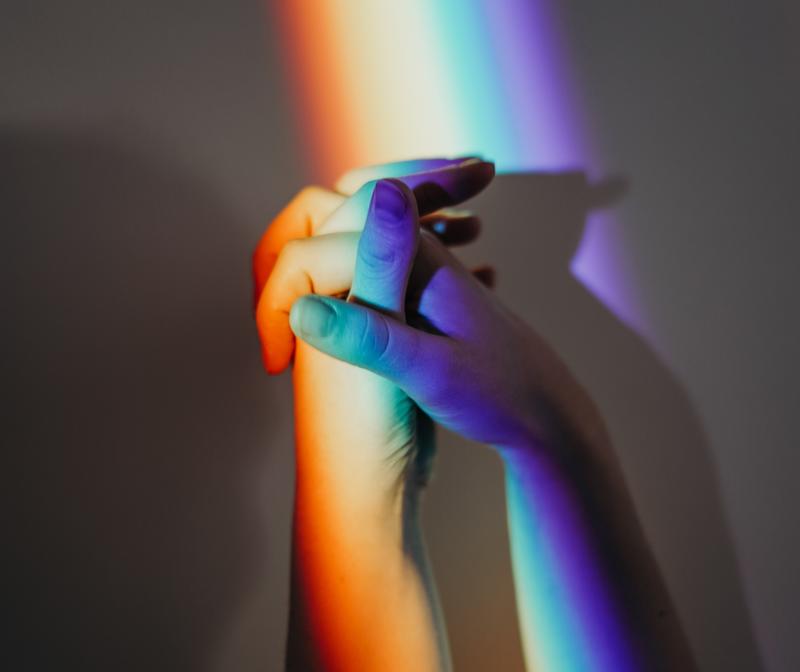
293, 449, 421, 534
290, 471, 443, 672
504, 340, 615, 469
498, 409, 619, 507
292, 340, 428, 509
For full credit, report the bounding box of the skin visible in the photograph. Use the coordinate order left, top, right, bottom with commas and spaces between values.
253, 159, 697, 671
255, 158, 494, 671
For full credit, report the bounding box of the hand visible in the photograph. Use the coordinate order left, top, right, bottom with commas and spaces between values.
256, 162, 696, 671
253, 157, 494, 373
281, 171, 696, 672
253, 157, 496, 488
255, 159, 591, 458
285, 192, 598, 457
254, 161, 495, 672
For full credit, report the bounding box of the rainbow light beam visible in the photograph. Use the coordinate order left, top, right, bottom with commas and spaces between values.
271, 0, 644, 334
270, 1, 649, 669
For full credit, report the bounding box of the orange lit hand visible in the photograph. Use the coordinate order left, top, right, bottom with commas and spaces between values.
252, 159, 494, 671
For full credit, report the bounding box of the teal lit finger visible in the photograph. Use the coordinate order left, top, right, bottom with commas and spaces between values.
349, 179, 418, 318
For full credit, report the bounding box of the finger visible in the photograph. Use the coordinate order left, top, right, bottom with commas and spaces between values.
349, 179, 418, 319
255, 181, 460, 374
252, 186, 344, 306
471, 265, 496, 288
421, 210, 481, 246
406, 231, 489, 339
253, 160, 494, 305
335, 156, 479, 195
402, 159, 494, 214
256, 232, 359, 374
318, 161, 494, 238
289, 295, 452, 402
327, 161, 494, 233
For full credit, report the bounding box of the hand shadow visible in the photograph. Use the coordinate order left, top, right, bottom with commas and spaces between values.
425, 172, 763, 672
1, 127, 287, 671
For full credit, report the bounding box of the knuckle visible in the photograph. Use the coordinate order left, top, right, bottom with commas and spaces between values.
357, 235, 397, 271
280, 239, 304, 264
260, 277, 282, 313
421, 341, 459, 405
296, 184, 326, 204
358, 310, 391, 363
264, 243, 310, 309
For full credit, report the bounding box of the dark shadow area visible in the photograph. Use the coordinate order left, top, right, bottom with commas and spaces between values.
0, 127, 279, 671
426, 172, 763, 672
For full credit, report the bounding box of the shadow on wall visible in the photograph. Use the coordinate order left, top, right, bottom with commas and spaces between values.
0, 127, 282, 671
431, 172, 762, 671
0, 133, 763, 672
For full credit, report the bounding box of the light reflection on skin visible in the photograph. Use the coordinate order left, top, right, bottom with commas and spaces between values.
271, 0, 645, 402
253, 160, 695, 670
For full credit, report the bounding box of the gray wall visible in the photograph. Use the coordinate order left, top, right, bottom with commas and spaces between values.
2, 1, 798, 670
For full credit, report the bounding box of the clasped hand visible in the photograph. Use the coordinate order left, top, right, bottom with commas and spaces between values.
251, 157, 695, 672
253, 158, 596, 462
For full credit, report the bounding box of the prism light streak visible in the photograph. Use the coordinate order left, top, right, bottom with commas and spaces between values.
506, 457, 640, 672
272, 0, 644, 333
271, 1, 645, 669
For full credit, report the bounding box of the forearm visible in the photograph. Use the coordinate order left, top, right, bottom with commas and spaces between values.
287, 480, 442, 671
285, 343, 449, 671
501, 407, 696, 672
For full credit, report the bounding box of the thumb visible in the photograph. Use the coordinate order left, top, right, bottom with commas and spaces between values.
348, 178, 418, 319
289, 295, 448, 397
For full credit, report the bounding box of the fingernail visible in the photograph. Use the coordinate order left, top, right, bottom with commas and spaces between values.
458, 157, 495, 170
290, 296, 336, 339
373, 180, 407, 224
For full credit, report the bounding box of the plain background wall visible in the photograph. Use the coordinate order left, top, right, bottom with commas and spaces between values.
2, 1, 798, 670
